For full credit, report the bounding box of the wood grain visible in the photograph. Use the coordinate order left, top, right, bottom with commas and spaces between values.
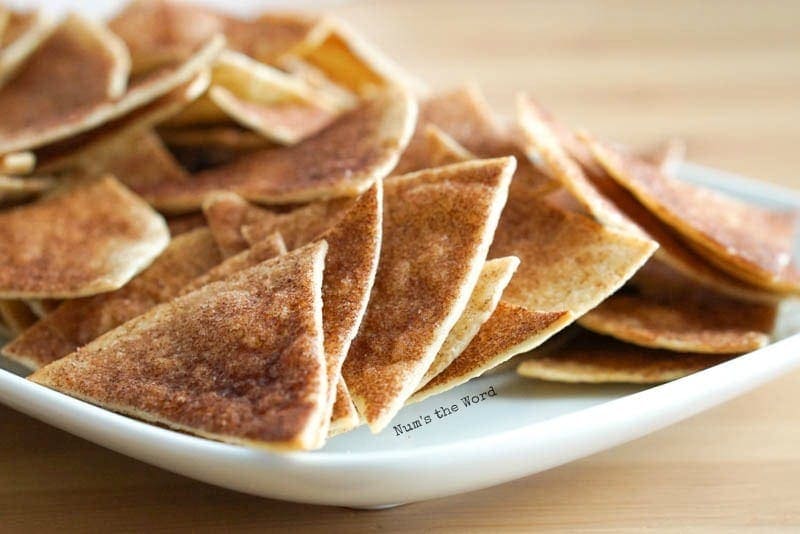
2, 0, 800, 531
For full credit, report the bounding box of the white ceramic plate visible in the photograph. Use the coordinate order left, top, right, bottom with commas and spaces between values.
2, 162, 799, 508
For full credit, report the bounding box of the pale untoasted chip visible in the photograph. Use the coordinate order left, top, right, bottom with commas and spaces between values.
0, 300, 38, 337
179, 231, 285, 295
516, 95, 778, 304
1, 152, 35, 175
396, 85, 556, 193
517, 331, 733, 384
417, 257, 519, 390
343, 157, 515, 433
0, 175, 55, 205
584, 133, 800, 294
0, 175, 169, 299
110, 2, 327, 74
411, 303, 574, 404
490, 182, 657, 317
0, 15, 130, 152
0, 33, 223, 154
202, 191, 278, 257
30, 241, 329, 451
297, 16, 425, 96
144, 85, 416, 211
278, 56, 359, 111
579, 289, 776, 354
0, 8, 56, 87
2, 228, 222, 370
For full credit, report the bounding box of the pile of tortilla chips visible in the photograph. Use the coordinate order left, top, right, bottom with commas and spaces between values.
0, 1, 797, 451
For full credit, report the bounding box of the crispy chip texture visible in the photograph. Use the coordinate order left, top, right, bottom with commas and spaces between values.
30, 241, 330, 451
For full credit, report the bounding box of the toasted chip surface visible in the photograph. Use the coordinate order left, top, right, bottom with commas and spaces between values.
144, 86, 417, 211
0, 9, 55, 87
517, 331, 733, 384
329, 380, 360, 436
0, 175, 55, 205
417, 257, 519, 389
0, 300, 38, 337
343, 158, 514, 432
0, 176, 169, 299
202, 192, 278, 257
412, 303, 573, 404
30, 241, 330, 450
3, 228, 222, 370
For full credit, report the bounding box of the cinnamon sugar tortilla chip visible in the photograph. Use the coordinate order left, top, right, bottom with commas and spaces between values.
30, 241, 330, 451
343, 157, 514, 433
23, 299, 60, 319
0, 175, 169, 299
278, 55, 359, 112
179, 231, 285, 294
517, 331, 733, 384
490, 183, 657, 318
0, 15, 130, 152
159, 124, 272, 151
516, 95, 780, 304
0, 175, 55, 205
1, 152, 35, 175
0, 33, 223, 154
417, 256, 519, 390
396, 85, 556, 193
165, 213, 207, 236
145, 85, 416, 212
329, 381, 360, 437
0, 8, 56, 87
579, 288, 776, 354
202, 192, 278, 257
2, 228, 222, 370
0, 300, 38, 337
411, 303, 573, 404
395, 124, 474, 174
584, 133, 800, 294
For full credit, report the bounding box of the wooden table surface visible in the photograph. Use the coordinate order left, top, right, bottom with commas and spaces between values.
3, 0, 800, 531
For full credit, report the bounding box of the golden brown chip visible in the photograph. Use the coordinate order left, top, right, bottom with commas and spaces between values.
143, 85, 417, 212
179, 232, 285, 295
490, 182, 657, 317
0, 175, 55, 205
394, 124, 474, 175
0, 300, 38, 337
329, 381, 360, 437
0, 32, 223, 154
584, 133, 800, 294
202, 192, 278, 257
30, 241, 329, 451
0, 175, 169, 299
0, 15, 130, 153
417, 256, 519, 390
517, 331, 734, 384
343, 157, 515, 433
2, 228, 222, 370
166, 213, 207, 236
579, 288, 776, 354
0, 8, 55, 87
396, 85, 556, 193
22, 299, 60, 319
0, 152, 35, 175
278, 55, 359, 112
158, 124, 272, 151
411, 303, 574, 404
516, 95, 778, 304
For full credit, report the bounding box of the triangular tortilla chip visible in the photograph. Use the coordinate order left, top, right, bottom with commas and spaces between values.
0, 175, 55, 205
34, 70, 210, 173
30, 241, 329, 451
143, 85, 417, 211
490, 183, 657, 317
296, 16, 425, 96
22, 299, 60, 319
584, 133, 800, 294
0, 15, 130, 152
278, 55, 359, 111
343, 157, 515, 433
0, 300, 38, 337
329, 380, 360, 437
517, 331, 733, 384
394, 124, 475, 175
110, 2, 327, 74
0, 175, 169, 299
1, 152, 35, 175
410, 303, 574, 404
166, 213, 207, 236
0, 32, 223, 154
416, 256, 519, 390
2, 228, 222, 370
158, 124, 272, 151
579, 288, 776, 354
179, 231, 285, 295
395, 85, 556, 193
0, 8, 55, 87
515, 96, 778, 304
202, 191, 279, 257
